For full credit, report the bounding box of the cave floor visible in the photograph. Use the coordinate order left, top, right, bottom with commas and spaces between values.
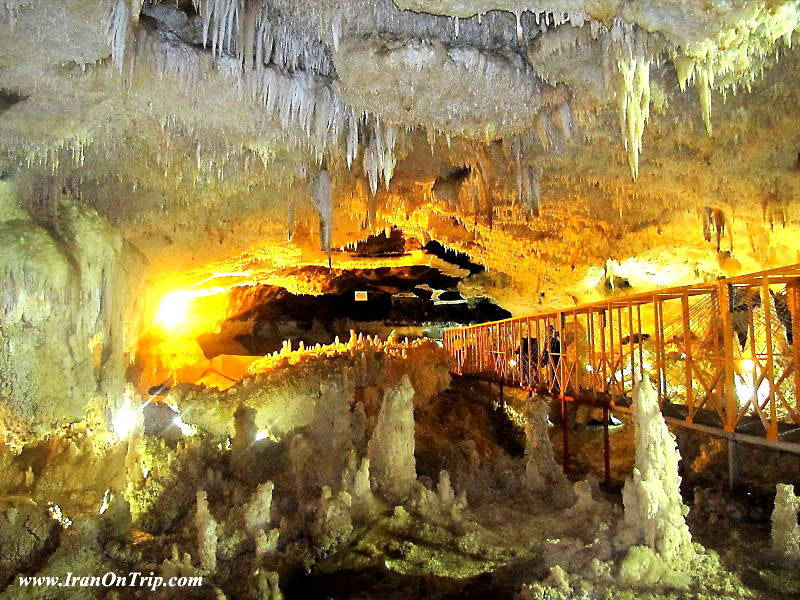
284, 377, 800, 600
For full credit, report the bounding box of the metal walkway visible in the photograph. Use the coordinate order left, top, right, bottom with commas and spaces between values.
443, 264, 800, 484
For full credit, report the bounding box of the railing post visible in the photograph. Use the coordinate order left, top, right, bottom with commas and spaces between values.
561, 398, 570, 476
603, 405, 611, 487
653, 296, 663, 406
617, 307, 624, 396
763, 277, 777, 441
527, 317, 533, 390
573, 310, 581, 395
600, 309, 607, 395
558, 311, 565, 398
718, 283, 736, 433
628, 303, 635, 390
587, 311, 596, 395
682, 293, 695, 423
535, 317, 542, 391
791, 282, 800, 423
608, 304, 615, 404
637, 304, 644, 375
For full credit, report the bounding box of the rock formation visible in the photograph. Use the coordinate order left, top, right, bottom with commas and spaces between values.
771, 483, 800, 561
367, 374, 417, 500
615, 373, 694, 588
523, 399, 573, 506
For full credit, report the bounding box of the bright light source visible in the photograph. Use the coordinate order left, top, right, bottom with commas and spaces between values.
156, 287, 225, 329
99, 489, 112, 515
585, 364, 594, 373
157, 290, 192, 328
172, 415, 197, 436
582, 266, 605, 289
48, 503, 72, 529
112, 396, 135, 439
734, 372, 770, 405
741, 359, 755, 371
113, 393, 149, 440
255, 427, 276, 442
508, 359, 517, 368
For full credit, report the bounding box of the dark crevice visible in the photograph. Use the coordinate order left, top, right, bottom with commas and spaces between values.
424, 240, 485, 275
0, 89, 27, 117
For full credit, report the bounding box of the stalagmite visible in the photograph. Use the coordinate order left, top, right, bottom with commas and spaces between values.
771, 483, 800, 560
195, 490, 218, 571
523, 400, 572, 505
343, 455, 376, 520
244, 481, 274, 536
367, 375, 416, 500
615, 374, 693, 587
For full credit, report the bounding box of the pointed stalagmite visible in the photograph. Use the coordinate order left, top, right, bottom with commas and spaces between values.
616, 373, 694, 587
367, 375, 416, 500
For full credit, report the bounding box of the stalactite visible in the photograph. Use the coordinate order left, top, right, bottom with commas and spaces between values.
106, 0, 144, 74
616, 56, 651, 181
522, 165, 541, 217
674, 55, 695, 92
361, 119, 397, 196
312, 170, 332, 266
697, 63, 713, 136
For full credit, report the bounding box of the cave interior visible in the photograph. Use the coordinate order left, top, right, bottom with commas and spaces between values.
1, 0, 800, 598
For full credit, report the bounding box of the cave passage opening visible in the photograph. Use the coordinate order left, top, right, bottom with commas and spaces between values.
134, 228, 510, 393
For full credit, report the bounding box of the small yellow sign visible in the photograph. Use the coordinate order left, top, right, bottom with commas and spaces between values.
354, 291, 368, 301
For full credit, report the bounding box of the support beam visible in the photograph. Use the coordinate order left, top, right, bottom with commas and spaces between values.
727, 439, 738, 494
603, 405, 611, 487
561, 399, 570, 476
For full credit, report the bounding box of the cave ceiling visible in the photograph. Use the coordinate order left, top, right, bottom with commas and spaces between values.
1, 0, 800, 314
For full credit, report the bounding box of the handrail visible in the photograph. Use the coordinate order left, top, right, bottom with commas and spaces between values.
443, 264, 800, 452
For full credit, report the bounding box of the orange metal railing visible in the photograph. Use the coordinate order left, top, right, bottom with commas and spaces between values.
444, 264, 800, 448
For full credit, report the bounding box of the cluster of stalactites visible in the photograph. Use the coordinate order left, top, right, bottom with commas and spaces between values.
361, 118, 398, 197
129, 11, 401, 187
675, 1, 800, 137
106, 0, 144, 73
616, 55, 650, 182
0, 0, 26, 28
193, 0, 333, 75
671, 55, 713, 137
